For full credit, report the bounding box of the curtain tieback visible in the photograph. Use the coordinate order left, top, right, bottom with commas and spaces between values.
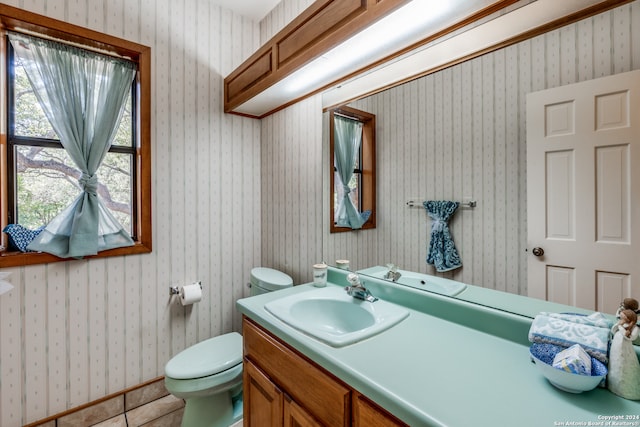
79, 173, 98, 195
342, 185, 351, 194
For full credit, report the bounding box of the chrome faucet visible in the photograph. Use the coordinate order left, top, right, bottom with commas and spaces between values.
383, 263, 402, 282
345, 273, 378, 302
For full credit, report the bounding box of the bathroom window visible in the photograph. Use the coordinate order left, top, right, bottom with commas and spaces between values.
0, 5, 152, 266
329, 107, 376, 233
8, 41, 135, 234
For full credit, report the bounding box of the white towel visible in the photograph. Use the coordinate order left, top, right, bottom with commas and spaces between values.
528, 313, 613, 363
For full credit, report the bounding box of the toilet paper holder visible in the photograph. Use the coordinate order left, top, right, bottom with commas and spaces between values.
170, 281, 202, 296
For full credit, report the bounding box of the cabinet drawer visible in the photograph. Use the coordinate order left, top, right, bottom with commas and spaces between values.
243, 317, 351, 427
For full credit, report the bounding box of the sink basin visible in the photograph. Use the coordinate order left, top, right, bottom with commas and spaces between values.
264, 286, 409, 347
393, 274, 466, 296
357, 266, 467, 296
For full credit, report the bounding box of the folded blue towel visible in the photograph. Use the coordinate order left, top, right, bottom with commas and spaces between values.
541, 312, 613, 329
528, 313, 613, 364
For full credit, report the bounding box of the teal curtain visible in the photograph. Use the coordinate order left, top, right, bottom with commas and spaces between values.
9, 33, 136, 258
334, 115, 370, 229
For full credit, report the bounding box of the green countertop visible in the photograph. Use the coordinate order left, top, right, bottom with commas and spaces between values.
236, 268, 640, 427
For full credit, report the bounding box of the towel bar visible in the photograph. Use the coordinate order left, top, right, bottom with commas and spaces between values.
405, 200, 477, 208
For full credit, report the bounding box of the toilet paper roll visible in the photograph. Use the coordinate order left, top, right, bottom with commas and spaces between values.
179, 283, 202, 306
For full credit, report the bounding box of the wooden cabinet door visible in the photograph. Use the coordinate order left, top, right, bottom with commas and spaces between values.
283, 396, 323, 427
353, 393, 408, 427
243, 318, 350, 426
244, 359, 283, 427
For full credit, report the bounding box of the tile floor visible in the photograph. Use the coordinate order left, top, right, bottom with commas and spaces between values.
27, 377, 184, 427
26, 377, 244, 426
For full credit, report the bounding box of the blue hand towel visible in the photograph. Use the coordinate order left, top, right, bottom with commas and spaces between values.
528, 312, 613, 363
3, 224, 45, 252
423, 201, 462, 272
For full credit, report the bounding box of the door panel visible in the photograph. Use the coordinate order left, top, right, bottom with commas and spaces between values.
545, 150, 574, 239
527, 69, 640, 312
596, 144, 629, 243
596, 272, 630, 312
546, 266, 575, 306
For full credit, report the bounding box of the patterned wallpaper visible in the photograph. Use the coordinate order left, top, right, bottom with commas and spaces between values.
0, 0, 261, 425
258, 0, 322, 283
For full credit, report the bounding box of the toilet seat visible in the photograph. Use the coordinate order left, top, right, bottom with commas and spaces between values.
165, 332, 243, 399
165, 332, 242, 380
165, 363, 243, 398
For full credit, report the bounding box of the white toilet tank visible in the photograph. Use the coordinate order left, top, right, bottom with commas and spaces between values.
249, 267, 293, 296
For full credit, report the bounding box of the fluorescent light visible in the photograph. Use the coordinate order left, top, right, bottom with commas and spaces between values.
233, 0, 501, 116
322, 0, 607, 109
283, 0, 457, 94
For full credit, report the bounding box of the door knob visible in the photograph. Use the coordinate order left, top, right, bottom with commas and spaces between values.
532, 247, 544, 257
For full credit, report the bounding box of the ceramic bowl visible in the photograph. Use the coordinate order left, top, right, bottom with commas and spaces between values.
529, 343, 607, 393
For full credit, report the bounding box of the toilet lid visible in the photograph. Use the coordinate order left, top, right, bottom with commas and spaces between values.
251, 267, 293, 291
165, 332, 242, 380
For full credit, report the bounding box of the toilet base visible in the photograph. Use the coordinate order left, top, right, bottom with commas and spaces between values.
181, 391, 242, 427
232, 392, 243, 421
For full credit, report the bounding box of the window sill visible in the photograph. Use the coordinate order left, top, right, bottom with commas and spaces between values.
330, 220, 376, 234
0, 241, 152, 267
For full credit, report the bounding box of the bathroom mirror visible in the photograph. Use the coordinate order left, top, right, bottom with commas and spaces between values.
322, 1, 639, 326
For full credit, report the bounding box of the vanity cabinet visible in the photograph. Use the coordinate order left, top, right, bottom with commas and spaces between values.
242, 317, 407, 427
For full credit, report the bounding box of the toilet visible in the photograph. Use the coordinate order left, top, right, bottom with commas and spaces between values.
164, 267, 293, 427
248, 266, 294, 296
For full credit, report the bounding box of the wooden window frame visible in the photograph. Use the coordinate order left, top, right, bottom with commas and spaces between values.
0, 4, 151, 267
329, 106, 376, 233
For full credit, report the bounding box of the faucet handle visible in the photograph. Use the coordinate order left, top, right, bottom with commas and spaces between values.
386, 263, 397, 272
346, 272, 361, 286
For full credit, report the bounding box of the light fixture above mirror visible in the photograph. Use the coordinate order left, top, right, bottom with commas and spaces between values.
224, 0, 519, 118
224, 0, 632, 118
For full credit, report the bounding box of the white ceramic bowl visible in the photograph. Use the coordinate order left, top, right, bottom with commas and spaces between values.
530, 344, 607, 393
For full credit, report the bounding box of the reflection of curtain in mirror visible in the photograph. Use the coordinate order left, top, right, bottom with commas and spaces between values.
9, 32, 136, 258
334, 115, 370, 229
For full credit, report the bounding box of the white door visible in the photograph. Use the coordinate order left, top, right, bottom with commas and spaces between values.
527, 70, 640, 313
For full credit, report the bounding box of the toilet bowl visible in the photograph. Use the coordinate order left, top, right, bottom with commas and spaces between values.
165, 267, 293, 427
